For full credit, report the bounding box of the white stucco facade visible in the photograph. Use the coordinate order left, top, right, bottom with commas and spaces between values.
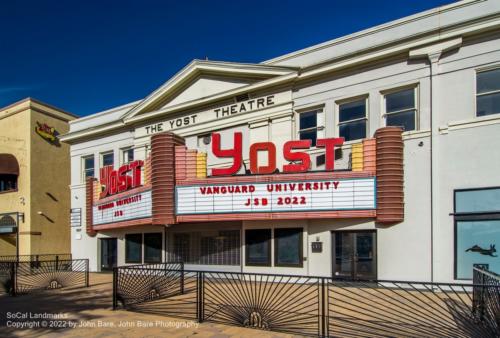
62, 0, 500, 283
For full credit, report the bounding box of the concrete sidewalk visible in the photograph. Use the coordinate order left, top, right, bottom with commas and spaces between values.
0, 273, 295, 338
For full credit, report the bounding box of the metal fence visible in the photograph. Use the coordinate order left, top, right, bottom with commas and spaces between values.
473, 266, 500, 332
0, 259, 89, 296
113, 264, 500, 337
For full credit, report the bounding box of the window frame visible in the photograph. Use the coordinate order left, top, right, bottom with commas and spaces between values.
296, 106, 325, 147
382, 85, 419, 132
475, 67, 500, 118
274, 227, 304, 268
336, 95, 368, 143
100, 151, 114, 169
81, 155, 95, 183
453, 186, 500, 280
245, 229, 272, 267
125, 233, 143, 264
120, 147, 134, 165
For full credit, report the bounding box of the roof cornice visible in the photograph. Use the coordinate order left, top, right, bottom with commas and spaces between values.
121, 60, 298, 121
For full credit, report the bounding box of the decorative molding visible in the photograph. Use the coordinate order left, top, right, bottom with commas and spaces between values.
439, 114, 500, 134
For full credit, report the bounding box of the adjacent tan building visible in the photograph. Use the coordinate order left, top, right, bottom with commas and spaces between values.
0, 98, 75, 257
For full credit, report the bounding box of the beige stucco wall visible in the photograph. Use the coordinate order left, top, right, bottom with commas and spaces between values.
0, 102, 31, 256
29, 107, 71, 255
0, 99, 73, 256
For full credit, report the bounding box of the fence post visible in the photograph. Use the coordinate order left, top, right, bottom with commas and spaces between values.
112, 267, 118, 310
10, 262, 16, 297
180, 262, 184, 295
55, 256, 59, 271
197, 271, 204, 323
85, 259, 89, 287
321, 278, 327, 337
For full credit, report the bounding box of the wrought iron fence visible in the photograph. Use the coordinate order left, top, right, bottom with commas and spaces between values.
473, 266, 500, 332
113, 264, 500, 337
0, 259, 88, 296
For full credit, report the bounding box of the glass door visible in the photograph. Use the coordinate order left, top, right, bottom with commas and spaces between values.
100, 238, 117, 271
332, 231, 376, 280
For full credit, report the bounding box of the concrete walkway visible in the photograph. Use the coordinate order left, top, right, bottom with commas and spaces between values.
0, 273, 295, 338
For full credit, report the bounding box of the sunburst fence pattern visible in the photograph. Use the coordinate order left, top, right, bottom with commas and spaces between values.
0, 259, 89, 296
114, 263, 500, 337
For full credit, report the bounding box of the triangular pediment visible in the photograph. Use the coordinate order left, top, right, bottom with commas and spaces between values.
122, 60, 297, 122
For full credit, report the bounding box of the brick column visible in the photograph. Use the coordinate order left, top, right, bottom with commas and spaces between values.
151, 132, 185, 225
375, 127, 404, 224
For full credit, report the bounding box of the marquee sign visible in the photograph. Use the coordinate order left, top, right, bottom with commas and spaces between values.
210, 132, 344, 176
99, 160, 144, 198
176, 177, 375, 215
93, 190, 152, 225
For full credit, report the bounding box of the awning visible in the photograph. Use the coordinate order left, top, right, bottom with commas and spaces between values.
0, 154, 19, 175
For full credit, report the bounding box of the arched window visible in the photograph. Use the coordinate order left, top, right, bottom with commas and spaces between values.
0, 154, 19, 193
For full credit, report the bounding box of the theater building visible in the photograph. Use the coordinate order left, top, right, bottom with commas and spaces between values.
0, 98, 75, 257
62, 0, 500, 282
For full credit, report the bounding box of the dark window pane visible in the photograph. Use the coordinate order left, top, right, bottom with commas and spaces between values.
275, 228, 302, 267
84, 156, 94, 170
456, 220, 500, 279
477, 92, 500, 117
299, 111, 317, 130
477, 69, 500, 94
0, 174, 17, 192
102, 153, 114, 167
245, 229, 271, 266
386, 110, 415, 131
339, 99, 365, 122
173, 233, 190, 263
125, 233, 142, 263
299, 130, 317, 146
339, 120, 366, 141
455, 188, 500, 213
144, 233, 162, 263
386, 89, 415, 112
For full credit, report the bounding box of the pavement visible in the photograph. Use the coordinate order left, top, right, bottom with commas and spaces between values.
0, 273, 296, 338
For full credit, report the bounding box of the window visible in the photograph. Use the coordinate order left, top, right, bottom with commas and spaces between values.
121, 147, 134, 164
144, 233, 162, 263
0, 174, 17, 192
384, 88, 417, 131
338, 98, 367, 142
172, 233, 190, 263
454, 188, 500, 279
298, 110, 324, 146
169, 230, 240, 266
477, 68, 500, 117
245, 229, 271, 266
274, 228, 303, 267
82, 155, 94, 181
101, 152, 114, 168
125, 233, 142, 263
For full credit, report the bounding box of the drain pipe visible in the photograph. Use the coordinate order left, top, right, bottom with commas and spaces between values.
409, 37, 462, 283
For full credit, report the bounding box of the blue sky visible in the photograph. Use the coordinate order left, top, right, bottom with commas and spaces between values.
0, 0, 453, 117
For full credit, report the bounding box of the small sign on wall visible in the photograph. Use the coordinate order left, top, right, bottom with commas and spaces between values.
311, 242, 323, 253
70, 208, 82, 227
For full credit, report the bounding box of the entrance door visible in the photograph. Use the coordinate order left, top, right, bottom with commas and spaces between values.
332, 231, 376, 280
100, 238, 117, 271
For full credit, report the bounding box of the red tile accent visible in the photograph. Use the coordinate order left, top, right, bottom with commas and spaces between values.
151, 132, 185, 225
177, 210, 375, 222
85, 177, 97, 237
92, 217, 153, 231
375, 127, 404, 224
